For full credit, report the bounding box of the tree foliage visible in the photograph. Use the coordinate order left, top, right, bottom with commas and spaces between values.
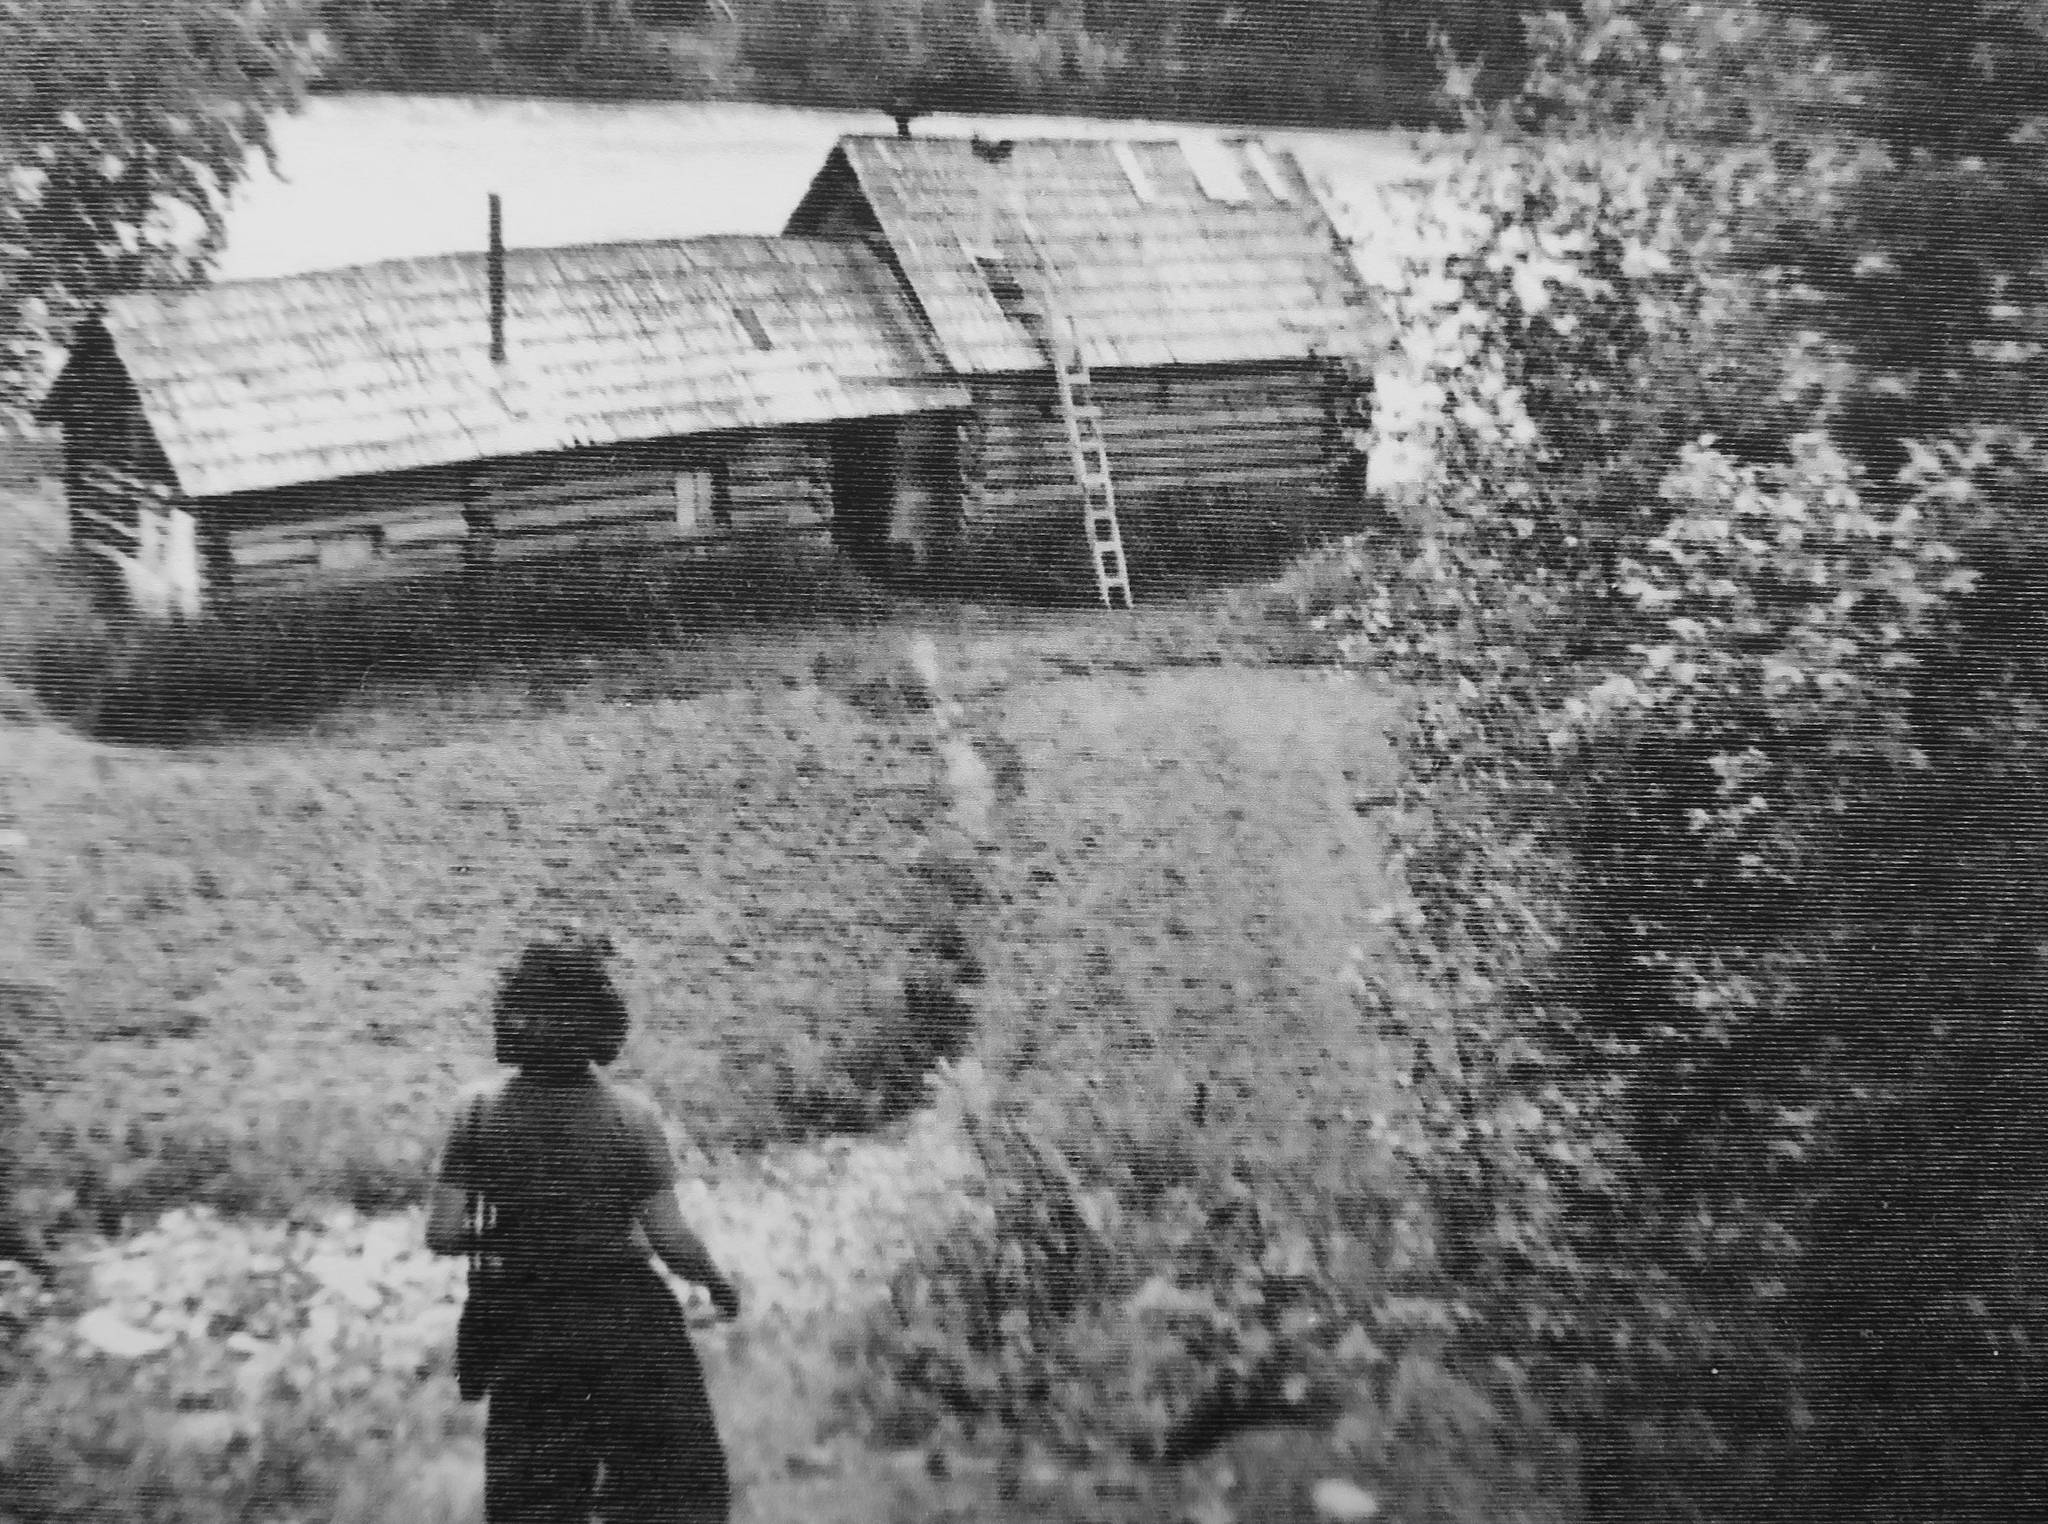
0, 0, 313, 419
1334, 2, 2048, 1518
314, 1, 1521, 125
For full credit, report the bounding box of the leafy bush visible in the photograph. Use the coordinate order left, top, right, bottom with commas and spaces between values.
852, 1051, 1574, 1520
0, 1206, 475, 1524
772, 918, 987, 1137
1318, 4, 2048, 1520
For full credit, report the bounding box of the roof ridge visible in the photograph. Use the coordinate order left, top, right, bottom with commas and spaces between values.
839, 130, 1282, 149
108, 231, 858, 304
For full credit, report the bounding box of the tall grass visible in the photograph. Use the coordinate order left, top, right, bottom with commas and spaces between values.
7, 541, 890, 743
849, 1048, 1575, 1521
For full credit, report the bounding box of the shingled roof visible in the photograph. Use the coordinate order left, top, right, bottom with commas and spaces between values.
784, 134, 1380, 376
73, 235, 967, 500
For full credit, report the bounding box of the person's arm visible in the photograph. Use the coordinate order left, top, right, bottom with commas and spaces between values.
636, 1187, 741, 1319
425, 1181, 473, 1257
424, 1087, 484, 1257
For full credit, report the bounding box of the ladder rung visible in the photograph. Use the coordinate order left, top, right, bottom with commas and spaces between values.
1052, 311, 1131, 611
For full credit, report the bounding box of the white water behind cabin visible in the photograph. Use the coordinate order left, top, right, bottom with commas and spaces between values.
208, 96, 1430, 280
192, 95, 1448, 486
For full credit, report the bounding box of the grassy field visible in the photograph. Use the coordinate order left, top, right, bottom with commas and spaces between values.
0, 467, 1437, 1520
6, 582, 1396, 1219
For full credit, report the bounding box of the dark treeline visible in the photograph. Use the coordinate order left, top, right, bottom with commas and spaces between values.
313, 1, 1529, 126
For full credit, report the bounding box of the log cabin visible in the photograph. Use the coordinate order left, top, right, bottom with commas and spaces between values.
784, 132, 1384, 572
42, 131, 1382, 619
37, 227, 967, 618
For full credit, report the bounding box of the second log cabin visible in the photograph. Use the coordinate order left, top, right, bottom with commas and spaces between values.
785, 132, 1383, 567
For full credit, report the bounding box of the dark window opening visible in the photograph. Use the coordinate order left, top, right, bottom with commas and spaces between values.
975, 255, 1032, 323
734, 307, 774, 352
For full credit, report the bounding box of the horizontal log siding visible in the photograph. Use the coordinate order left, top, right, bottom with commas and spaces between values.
726, 430, 832, 528
211, 429, 833, 599
962, 363, 1342, 526
216, 460, 476, 595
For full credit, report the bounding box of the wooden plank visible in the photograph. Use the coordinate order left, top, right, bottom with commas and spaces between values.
727, 505, 802, 528
978, 435, 1324, 468
480, 468, 673, 511
732, 481, 810, 513
1117, 455, 1335, 485
983, 401, 1327, 434
729, 459, 813, 487
234, 501, 469, 546
978, 422, 1328, 464
229, 544, 464, 593
493, 490, 674, 534
978, 459, 1332, 516
981, 365, 1322, 398
978, 440, 1325, 487
730, 437, 810, 466
229, 536, 320, 569
381, 514, 471, 548
727, 480, 808, 506
231, 514, 471, 557
492, 519, 688, 561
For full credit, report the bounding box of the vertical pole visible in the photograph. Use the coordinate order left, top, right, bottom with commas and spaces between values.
488, 193, 506, 366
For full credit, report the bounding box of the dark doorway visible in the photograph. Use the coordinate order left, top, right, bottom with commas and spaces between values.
830, 421, 895, 573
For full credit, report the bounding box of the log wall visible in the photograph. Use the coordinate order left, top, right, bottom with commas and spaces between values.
208, 429, 835, 602
46, 328, 183, 570
961, 361, 1346, 526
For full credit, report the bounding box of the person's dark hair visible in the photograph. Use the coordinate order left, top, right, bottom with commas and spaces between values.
493, 933, 628, 1075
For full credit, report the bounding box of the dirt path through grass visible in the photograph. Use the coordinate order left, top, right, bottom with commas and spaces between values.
12, 606, 1410, 1523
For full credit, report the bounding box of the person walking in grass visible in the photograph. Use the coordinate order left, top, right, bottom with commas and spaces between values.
427, 932, 742, 1524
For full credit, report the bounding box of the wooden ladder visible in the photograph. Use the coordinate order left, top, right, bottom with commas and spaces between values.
1048, 313, 1134, 611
